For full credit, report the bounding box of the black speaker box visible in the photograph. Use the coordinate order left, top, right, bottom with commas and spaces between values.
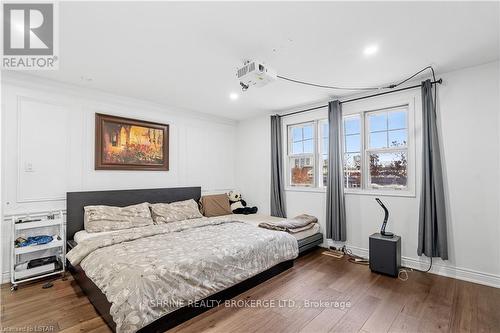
369, 233, 401, 277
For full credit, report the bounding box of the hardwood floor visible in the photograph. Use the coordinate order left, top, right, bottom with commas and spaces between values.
2, 248, 499, 333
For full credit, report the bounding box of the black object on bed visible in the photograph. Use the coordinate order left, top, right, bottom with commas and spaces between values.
65, 187, 295, 333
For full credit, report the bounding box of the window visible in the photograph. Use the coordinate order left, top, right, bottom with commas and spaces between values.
288, 123, 315, 186
287, 121, 329, 187
320, 120, 328, 186
285, 103, 412, 194
343, 105, 410, 192
366, 108, 408, 189
343, 115, 361, 189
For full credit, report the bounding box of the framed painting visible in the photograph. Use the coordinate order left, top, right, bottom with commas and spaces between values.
95, 113, 169, 171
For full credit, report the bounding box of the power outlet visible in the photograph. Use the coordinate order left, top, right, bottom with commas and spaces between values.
24, 162, 34, 172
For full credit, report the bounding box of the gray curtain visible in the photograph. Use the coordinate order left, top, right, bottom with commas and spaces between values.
326, 100, 346, 241
270, 115, 286, 217
418, 80, 448, 260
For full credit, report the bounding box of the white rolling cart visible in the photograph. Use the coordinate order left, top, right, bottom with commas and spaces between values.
10, 210, 66, 291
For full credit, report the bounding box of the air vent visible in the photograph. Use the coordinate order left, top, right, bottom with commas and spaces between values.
237, 62, 256, 79
236, 60, 276, 91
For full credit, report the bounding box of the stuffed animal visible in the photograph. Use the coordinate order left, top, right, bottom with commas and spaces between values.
227, 190, 258, 215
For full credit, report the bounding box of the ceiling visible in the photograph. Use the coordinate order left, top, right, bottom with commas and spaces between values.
30, 2, 499, 120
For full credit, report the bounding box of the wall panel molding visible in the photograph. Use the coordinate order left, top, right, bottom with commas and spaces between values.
2, 76, 238, 279
16, 95, 71, 203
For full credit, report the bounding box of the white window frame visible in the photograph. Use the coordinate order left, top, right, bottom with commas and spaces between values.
286, 121, 318, 188
281, 93, 417, 197
343, 114, 362, 190
319, 119, 329, 188
283, 108, 328, 192
342, 94, 416, 197
364, 106, 409, 191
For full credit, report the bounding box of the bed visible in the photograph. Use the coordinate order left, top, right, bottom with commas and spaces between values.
216, 214, 323, 252
65, 187, 319, 333
72, 213, 323, 254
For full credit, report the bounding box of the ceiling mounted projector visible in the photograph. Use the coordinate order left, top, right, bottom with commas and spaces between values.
236, 61, 277, 91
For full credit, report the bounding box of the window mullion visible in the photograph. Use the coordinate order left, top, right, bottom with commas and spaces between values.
362, 112, 367, 190
315, 120, 319, 188
386, 112, 389, 148
366, 146, 408, 154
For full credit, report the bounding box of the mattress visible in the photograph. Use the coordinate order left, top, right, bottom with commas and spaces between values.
74, 214, 321, 243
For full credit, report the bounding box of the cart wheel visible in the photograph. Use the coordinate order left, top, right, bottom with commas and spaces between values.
11, 285, 18, 291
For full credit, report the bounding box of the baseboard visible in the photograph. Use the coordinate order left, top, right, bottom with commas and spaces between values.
4, 244, 499, 289
2, 272, 10, 284
326, 240, 500, 289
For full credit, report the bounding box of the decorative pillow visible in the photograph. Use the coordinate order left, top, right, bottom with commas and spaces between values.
84, 202, 153, 233
199, 194, 232, 217
150, 199, 203, 223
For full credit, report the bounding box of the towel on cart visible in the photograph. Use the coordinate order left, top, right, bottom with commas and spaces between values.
15, 235, 54, 247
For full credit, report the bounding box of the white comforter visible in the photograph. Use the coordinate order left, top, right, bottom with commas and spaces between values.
67, 217, 298, 333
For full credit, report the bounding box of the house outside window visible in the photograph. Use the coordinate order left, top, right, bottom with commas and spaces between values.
284, 97, 415, 197
344, 105, 410, 191
288, 122, 315, 186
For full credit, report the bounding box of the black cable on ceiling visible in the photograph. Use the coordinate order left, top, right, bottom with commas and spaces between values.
278, 66, 441, 118
277, 65, 437, 92
276, 75, 381, 91
389, 65, 435, 89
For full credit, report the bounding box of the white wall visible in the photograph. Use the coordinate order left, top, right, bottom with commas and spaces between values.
1, 73, 237, 282
236, 61, 500, 287
2, 62, 498, 287
235, 115, 271, 215
0, 71, 3, 284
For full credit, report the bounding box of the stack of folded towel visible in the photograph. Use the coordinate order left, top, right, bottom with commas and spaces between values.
258, 214, 318, 234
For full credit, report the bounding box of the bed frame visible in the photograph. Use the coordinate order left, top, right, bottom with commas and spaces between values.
66, 187, 297, 332
66, 187, 203, 241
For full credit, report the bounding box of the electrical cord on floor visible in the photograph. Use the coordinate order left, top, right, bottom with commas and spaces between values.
398, 257, 433, 281
406, 256, 433, 273
332, 245, 433, 281
277, 65, 437, 92
329, 245, 433, 282
398, 269, 409, 281
339, 246, 369, 265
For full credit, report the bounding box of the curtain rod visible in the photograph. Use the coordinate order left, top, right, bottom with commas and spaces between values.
279, 78, 443, 118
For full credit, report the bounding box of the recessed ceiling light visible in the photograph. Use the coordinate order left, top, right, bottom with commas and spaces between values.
229, 92, 239, 100
363, 44, 378, 56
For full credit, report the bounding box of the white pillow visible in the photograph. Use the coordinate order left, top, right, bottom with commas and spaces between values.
84, 202, 153, 233
150, 199, 202, 224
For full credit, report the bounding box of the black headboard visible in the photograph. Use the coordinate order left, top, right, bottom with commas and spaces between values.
66, 187, 201, 241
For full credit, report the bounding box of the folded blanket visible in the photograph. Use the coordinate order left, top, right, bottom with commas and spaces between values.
259, 214, 318, 233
